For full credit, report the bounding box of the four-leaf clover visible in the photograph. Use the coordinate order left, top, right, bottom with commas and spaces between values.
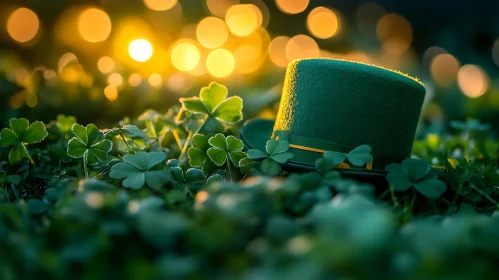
109, 151, 170, 189
207, 133, 247, 168
0, 118, 48, 165
386, 158, 447, 198
247, 140, 294, 176
67, 124, 113, 167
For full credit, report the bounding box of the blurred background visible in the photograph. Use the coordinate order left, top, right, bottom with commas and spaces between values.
1, 0, 499, 136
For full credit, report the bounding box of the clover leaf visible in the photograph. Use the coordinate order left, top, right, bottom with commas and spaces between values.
109, 151, 170, 190
187, 134, 218, 174
206, 134, 247, 167
323, 145, 373, 167
315, 156, 341, 185
56, 114, 77, 134
0, 118, 48, 165
180, 82, 243, 124
386, 158, 447, 198
67, 124, 113, 166
104, 125, 149, 153
247, 139, 294, 176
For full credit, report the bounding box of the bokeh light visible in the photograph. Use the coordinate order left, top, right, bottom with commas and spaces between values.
107, 73, 123, 87
78, 8, 112, 43
225, 4, 262, 37
206, 49, 235, 77
430, 54, 460, 87
458, 65, 489, 98
196, 17, 229, 49
7, 8, 40, 43
171, 41, 200, 72
97, 56, 115, 74
148, 73, 163, 88
234, 44, 263, 74
167, 73, 186, 92
275, 0, 309, 15
285, 34, 319, 61
206, 0, 239, 18
128, 73, 142, 87
268, 36, 290, 67
128, 39, 153, 62
307, 7, 339, 39
376, 14, 413, 54
143, 0, 178, 11
104, 85, 118, 101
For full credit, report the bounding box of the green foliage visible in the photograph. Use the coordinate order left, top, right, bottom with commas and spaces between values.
324, 144, 373, 167
247, 139, 293, 176
0, 118, 48, 165
386, 158, 447, 198
109, 151, 170, 189
187, 134, 218, 174
206, 133, 247, 167
67, 123, 113, 165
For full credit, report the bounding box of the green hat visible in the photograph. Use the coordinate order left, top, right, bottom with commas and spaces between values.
241, 58, 426, 178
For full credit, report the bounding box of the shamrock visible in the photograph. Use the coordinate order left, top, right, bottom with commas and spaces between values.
0, 118, 48, 165
109, 151, 170, 190
386, 158, 447, 198
206, 134, 247, 168
247, 139, 294, 176
67, 124, 113, 177
323, 145, 373, 167
315, 155, 341, 186
168, 159, 206, 193
180, 82, 243, 133
187, 134, 218, 174
104, 125, 149, 153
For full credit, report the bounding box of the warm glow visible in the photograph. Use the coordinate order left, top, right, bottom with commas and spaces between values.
206, 49, 235, 78
104, 85, 118, 101
376, 14, 413, 54
275, 0, 309, 15
171, 42, 201, 71
78, 8, 112, 43
225, 4, 262, 37
167, 73, 186, 92
143, 0, 178, 11
206, 0, 240, 18
7, 8, 40, 43
128, 73, 142, 87
285, 34, 319, 61
107, 73, 123, 87
234, 44, 262, 74
58, 52, 78, 73
268, 36, 290, 67
97, 56, 115, 74
196, 17, 229, 49
430, 54, 460, 87
128, 39, 153, 62
458, 65, 489, 98
148, 73, 163, 88
307, 7, 339, 39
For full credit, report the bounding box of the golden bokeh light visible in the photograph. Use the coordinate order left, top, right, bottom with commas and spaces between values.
275, 0, 309, 15
107, 73, 123, 87
97, 56, 115, 74
356, 3, 386, 35
148, 73, 163, 88
206, 48, 235, 78
285, 34, 319, 62
171, 42, 201, 72
26, 94, 38, 108
58, 52, 78, 73
128, 73, 142, 87
458, 65, 489, 98
7, 8, 40, 43
376, 14, 413, 54
430, 54, 460, 87
128, 39, 153, 62
234, 44, 262, 74
206, 0, 240, 18
104, 85, 118, 101
225, 4, 262, 37
143, 0, 178, 11
78, 8, 112, 43
268, 36, 290, 67
196, 17, 229, 49
307, 7, 339, 39
422, 46, 447, 67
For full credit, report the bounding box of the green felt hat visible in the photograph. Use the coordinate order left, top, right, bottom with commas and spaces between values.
241, 58, 426, 178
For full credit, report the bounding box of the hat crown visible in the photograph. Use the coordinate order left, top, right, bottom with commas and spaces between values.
272, 58, 426, 168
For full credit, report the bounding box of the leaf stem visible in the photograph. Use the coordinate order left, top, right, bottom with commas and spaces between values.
389, 184, 399, 208
403, 189, 416, 224
22, 143, 34, 164
468, 180, 499, 206
119, 132, 133, 153
179, 117, 208, 160
226, 160, 233, 182
83, 153, 89, 179
447, 182, 463, 214
172, 130, 183, 151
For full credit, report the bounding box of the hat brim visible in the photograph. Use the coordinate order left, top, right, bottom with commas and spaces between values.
240, 118, 389, 179
241, 118, 445, 184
